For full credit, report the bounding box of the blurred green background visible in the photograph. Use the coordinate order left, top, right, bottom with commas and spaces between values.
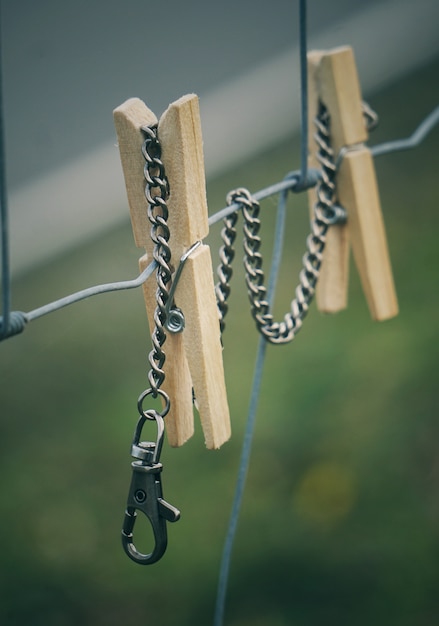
1, 57, 438, 626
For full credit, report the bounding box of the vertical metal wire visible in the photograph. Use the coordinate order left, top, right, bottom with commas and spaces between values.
213, 187, 289, 626
298, 0, 308, 187
0, 2, 11, 337
213, 4, 310, 622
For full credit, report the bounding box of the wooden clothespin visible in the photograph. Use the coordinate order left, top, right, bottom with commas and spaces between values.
307, 45, 398, 321
114, 94, 231, 450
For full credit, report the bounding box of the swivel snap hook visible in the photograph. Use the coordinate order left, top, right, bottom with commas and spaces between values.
121, 410, 180, 565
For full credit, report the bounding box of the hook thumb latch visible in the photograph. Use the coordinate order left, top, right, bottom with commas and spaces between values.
121, 443, 180, 565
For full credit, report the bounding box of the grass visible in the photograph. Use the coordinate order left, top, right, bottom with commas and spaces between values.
0, 56, 438, 625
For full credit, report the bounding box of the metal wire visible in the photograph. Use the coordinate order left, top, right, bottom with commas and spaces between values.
26, 262, 157, 323
0, 102, 438, 341
212, 101, 335, 624
298, 0, 309, 187
0, 169, 318, 339
0, 5, 11, 339
0, 0, 435, 619
0, 25, 436, 340
371, 104, 439, 157
209, 169, 321, 227
213, 180, 289, 626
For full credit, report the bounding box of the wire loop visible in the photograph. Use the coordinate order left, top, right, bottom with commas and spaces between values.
137, 388, 170, 420
0, 310, 27, 340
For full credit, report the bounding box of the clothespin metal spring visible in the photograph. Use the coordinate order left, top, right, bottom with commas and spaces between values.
164, 240, 202, 333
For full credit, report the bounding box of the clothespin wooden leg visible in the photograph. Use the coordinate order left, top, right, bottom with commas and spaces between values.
337, 148, 398, 320
158, 95, 231, 449
307, 50, 350, 314
307, 45, 398, 321
114, 95, 231, 449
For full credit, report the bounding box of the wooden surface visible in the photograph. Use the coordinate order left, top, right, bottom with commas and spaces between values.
114, 94, 231, 449
158, 94, 209, 260
317, 46, 367, 153
113, 98, 157, 251
174, 245, 231, 448
338, 149, 398, 320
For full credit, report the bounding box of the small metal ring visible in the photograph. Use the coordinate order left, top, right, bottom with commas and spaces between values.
137, 388, 170, 420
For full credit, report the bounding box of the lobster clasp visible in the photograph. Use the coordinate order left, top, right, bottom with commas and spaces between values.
121, 411, 180, 565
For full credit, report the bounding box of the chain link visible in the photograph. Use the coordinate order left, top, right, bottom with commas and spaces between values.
141, 124, 173, 396
215, 102, 339, 344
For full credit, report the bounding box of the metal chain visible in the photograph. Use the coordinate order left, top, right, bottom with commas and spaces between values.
120, 125, 177, 568
215, 102, 340, 344
216, 211, 238, 334
141, 124, 172, 396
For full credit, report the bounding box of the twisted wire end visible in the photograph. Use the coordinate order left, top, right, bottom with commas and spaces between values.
0, 311, 27, 341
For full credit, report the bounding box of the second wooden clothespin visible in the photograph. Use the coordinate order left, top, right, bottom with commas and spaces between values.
307, 45, 398, 321
114, 94, 231, 450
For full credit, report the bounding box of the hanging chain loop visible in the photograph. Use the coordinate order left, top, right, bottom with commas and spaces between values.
216, 102, 340, 344
216, 100, 378, 344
